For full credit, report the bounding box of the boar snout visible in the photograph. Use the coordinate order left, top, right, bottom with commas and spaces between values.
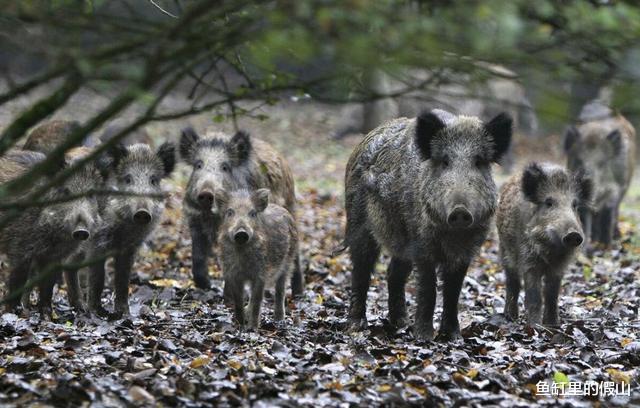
447, 205, 474, 228
562, 231, 583, 248
197, 190, 215, 208
72, 228, 90, 241
233, 228, 251, 245
133, 209, 152, 225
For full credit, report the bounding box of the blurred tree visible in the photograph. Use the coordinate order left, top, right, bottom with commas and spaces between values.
0, 0, 639, 202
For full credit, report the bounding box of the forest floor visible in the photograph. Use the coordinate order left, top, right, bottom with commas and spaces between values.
0, 90, 639, 407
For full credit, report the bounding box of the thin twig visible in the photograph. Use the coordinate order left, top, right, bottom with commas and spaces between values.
149, 0, 179, 18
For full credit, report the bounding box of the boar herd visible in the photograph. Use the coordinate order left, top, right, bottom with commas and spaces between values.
0, 105, 635, 339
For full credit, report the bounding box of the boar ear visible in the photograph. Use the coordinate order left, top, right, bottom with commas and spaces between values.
109, 143, 128, 169
485, 112, 512, 162
228, 130, 252, 163
252, 188, 270, 212
156, 142, 176, 177
179, 127, 199, 164
415, 111, 446, 160
606, 129, 622, 155
564, 126, 580, 153
522, 162, 545, 203
573, 169, 593, 205
96, 143, 127, 179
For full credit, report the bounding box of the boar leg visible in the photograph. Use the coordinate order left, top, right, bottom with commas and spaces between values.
227, 279, 245, 327
504, 265, 520, 321
6, 262, 29, 313
387, 257, 412, 328
590, 210, 602, 244
37, 268, 58, 320
524, 269, 543, 326
113, 250, 135, 317
190, 222, 212, 289
248, 279, 265, 329
290, 254, 304, 297
88, 260, 109, 317
612, 202, 621, 239
64, 268, 86, 313
274, 273, 286, 321
598, 206, 615, 247
542, 272, 562, 326
347, 230, 379, 330
414, 261, 437, 341
438, 261, 470, 341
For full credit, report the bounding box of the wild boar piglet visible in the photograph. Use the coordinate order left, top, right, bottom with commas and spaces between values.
497, 162, 592, 326
218, 188, 298, 329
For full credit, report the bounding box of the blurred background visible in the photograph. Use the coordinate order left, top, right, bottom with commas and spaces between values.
1, 0, 639, 203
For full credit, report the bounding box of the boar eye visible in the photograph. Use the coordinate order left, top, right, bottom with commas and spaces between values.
572, 199, 579, 209
249, 210, 257, 218
124, 174, 133, 185
544, 198, 554, 208
225, 208, 235, 217
441, 156, 450, 168
221, 163, 230, 173
150, 175, 159, 186
59, 187, 71, 197
194, 160, 204, 170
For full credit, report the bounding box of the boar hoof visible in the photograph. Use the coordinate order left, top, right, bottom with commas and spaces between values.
39, 307, 53, 321
413, 325, 434, 341
504, 307, 518, 322
436, 328, 462, 342
112, 306, 130, 320
387, 313, 408, 329
194, 275, 211, 290
91, 305, 111, 319
71, 303, 88, 315
347, 317, 368, 332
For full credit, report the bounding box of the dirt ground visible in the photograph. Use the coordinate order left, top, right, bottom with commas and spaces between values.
1, 86, 639, 406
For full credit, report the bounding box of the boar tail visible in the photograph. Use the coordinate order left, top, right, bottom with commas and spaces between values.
331, 241, 348, 257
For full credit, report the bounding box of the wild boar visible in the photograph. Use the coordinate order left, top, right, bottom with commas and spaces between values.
564, 114, 635, 248
179, 128, 303, 296
218, 189, 298, 329
87, 142, 175, 318
0, 148, 101, 317
497, 162, 592, 326
344, 109, 512, 341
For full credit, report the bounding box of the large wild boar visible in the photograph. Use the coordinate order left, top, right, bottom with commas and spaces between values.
87, 142, 175, 318
0, 148, 102, 317
344, 109, 512, 341
564, 114, 635, 248
23, 120, 83, 154
179, 128, 303, 296
497, 162, 592, 326
218, 189, 298, 329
